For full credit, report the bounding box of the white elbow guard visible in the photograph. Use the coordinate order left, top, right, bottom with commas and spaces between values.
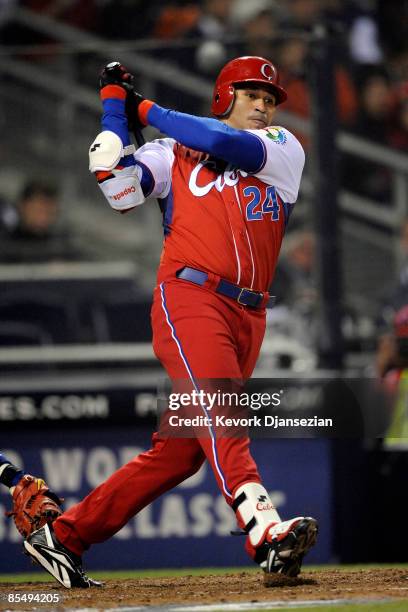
99, 166, 145, 211
89, 131, 136, 172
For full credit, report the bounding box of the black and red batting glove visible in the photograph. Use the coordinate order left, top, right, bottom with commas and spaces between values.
99, 61, 147, 131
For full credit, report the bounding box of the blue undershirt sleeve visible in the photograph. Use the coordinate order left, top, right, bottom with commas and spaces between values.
101, 98, 135, 169
100, 97, 154, 195
134, 161, 155, 198
147, 105, 265, 173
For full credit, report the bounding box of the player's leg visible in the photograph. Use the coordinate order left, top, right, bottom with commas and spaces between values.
53, 435, 205, 555
233, 307, 318, 575
153, 281, 266, 501
154, 282, 318, 575
152, 280, 263, 497
24, 435, 205, 587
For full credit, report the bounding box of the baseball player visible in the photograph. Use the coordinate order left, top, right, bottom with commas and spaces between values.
23, 56, 318, 588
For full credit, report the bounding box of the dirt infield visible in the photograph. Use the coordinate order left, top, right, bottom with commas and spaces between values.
1, 568, 408, 610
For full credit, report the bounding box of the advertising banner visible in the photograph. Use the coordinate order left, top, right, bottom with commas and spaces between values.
0, 427, 332, 572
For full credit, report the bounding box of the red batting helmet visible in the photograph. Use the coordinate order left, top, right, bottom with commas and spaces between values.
211, 56, 288, 117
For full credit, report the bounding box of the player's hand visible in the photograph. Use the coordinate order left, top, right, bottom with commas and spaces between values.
99, 61, 146, 131
99, 61, 134, 91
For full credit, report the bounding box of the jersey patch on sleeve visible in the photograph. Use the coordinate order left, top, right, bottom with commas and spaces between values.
263, 127, 288, 145
246, 126, 305, 202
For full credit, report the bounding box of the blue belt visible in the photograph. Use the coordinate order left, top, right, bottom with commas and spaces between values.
176, 267, 269, 309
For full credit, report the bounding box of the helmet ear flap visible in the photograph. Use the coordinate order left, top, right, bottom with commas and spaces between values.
213, 84, 235, 117
224, 84, 236, 116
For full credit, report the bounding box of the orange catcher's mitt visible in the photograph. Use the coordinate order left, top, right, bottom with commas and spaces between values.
6, 475, 63, 538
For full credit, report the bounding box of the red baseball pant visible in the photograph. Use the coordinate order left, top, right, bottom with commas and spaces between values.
54, 279, 266, 555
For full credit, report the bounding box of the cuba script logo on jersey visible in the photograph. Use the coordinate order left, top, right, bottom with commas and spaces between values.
264, 127, 287, 145
189, 160, 248, 197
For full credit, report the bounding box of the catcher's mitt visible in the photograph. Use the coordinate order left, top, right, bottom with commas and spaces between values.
6, 475, 63, 538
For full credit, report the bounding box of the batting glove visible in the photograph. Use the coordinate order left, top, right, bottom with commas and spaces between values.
99, 61, 146, 131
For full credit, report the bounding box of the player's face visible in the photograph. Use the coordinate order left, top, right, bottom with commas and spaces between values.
225, 88, 277, 130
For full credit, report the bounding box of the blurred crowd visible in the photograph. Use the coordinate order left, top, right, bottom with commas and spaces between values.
0, 179, 94, 263
1, 1, 406, 201
0, 0, 407, 363
2, 1, 407, 147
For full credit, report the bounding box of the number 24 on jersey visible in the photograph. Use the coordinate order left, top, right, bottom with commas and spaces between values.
243, 185, 280, 222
